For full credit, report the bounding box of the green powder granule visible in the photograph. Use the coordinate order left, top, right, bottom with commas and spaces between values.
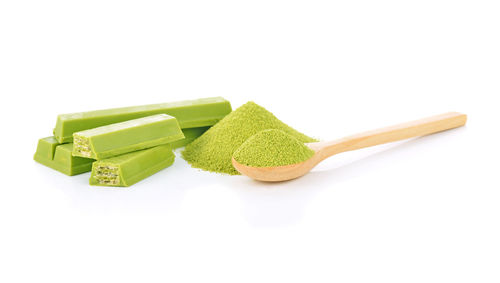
182, 101, 317, 175
233, 129, 315, 167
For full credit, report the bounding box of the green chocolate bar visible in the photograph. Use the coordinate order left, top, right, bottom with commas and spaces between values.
34, 137, 94, 176
73, 114, 184, 160
170, 127, 209, 149
54, 97, 231, 143
90, 144, 175, 187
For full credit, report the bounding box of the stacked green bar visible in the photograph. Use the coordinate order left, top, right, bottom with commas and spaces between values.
54, 97, 231, 143
35, 97, 232, 185
34, 137, 94, 176
72, 114, 184, 160
73, 114, 183, 186
90, 144, 175, 187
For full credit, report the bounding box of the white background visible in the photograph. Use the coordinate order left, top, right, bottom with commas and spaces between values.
1, 0, 499, 282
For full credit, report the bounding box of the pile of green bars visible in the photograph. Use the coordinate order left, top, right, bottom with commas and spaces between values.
34, 97, 232, 187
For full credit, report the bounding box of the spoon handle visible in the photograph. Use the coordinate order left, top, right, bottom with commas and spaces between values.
309, 112, 467, 160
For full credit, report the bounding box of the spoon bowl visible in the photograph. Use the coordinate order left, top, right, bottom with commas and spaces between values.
232, 151, 317, 182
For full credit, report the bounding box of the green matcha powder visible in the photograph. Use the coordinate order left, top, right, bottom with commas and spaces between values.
182, 102, 317, 175
233, 129, 315, 167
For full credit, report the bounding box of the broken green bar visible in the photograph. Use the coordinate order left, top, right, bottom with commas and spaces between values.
54, 97, 232, 143
73, 114, 184, 160
34, 137, 94, 176
89, 144, 175, 187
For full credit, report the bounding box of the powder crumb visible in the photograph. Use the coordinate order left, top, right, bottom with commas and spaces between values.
233, 129, 315, 167
182, 101, 317, 175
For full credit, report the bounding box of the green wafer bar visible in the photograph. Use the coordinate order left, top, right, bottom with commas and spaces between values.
73, 114, 184, 160
34, 137, 94, 176
54, 97, 231, 143
89, 144, 175, 187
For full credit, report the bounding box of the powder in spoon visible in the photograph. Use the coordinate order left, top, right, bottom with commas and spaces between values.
233, 129, 315, 167
182, 101, 317, 175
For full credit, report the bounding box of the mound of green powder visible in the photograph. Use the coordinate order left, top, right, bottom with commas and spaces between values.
233, 129, 315, 167
182, 101, 317, 175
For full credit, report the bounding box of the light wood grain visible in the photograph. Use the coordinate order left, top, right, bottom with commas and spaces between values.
232, 112, 467, 182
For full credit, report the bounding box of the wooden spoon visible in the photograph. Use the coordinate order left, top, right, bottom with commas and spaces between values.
232, 112, 467, 182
